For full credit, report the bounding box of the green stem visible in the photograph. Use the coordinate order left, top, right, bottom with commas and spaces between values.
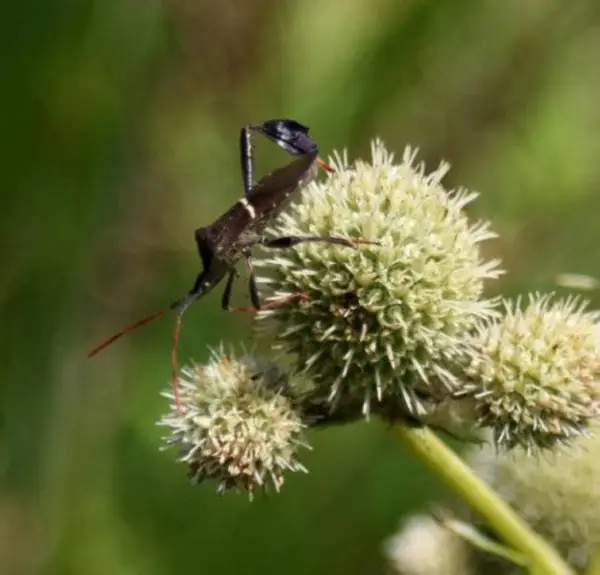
585, 548, 600, 575
394, 423, 574, 575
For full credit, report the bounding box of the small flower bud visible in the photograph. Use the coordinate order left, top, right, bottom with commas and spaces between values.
158, 348, 308, 497
468, 428, 600, 570
255, 140, 501, 417
462, 294, 600, 452
384, 515, 474, 575
555, 273, 599, 291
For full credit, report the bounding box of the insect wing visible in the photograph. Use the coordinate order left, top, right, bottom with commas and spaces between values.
207, 151, 317, 250
246, 151, 317, 221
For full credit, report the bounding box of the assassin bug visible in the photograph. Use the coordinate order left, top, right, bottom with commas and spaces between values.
88, 119, 375, 407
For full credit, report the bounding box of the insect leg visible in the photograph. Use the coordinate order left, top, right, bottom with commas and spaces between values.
221, 258, 258, 312
220, 268, 238, 310
246, 256, 261, 309
262, 235, 379, 249
240, 125, 254, 195
223, 255, 308, 313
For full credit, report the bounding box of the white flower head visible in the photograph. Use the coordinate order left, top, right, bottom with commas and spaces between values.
469, 427, 600, 570
385, 515, 473, 575
463, 294, 600, 452
254, 140, 501, 417
158, 347, 309, 497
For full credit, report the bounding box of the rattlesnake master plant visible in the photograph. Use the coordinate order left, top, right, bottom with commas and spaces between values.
254, 140, 502, 416
385, 515, 474, 575
158, 348, 308, 497
462, 294, 600, 452
468, 427, 600, 571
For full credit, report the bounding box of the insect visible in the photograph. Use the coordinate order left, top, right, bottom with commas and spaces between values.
88, 119, 375, 407
239, 118, 334, 194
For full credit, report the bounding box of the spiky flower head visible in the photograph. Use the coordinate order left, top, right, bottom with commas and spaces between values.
468, 428, 600, 570
158, 347, 308, 497
384, 515, 474, 575
254, 140, 501, 417
463, 294, 600, 452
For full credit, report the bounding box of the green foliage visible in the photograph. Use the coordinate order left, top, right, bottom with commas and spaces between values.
2, 0, 600, 573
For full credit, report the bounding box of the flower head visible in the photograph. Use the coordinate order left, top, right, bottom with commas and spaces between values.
255, 140, 501, 416
384, 515, 474, 575
158, 347, 308, 497
468, 428, 600, 570
463, 294, 600, 451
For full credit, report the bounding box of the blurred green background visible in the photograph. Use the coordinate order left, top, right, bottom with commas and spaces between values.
2, 0, 600, 573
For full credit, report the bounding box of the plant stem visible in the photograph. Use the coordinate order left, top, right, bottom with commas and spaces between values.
585, 548, 600, 575
394, 423, 574, 575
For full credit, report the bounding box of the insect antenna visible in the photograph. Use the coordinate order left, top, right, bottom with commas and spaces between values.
168, 296, 196, 410
88, 286, 193, 356
87, 308, 170, 359
88, 296, 189, 409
